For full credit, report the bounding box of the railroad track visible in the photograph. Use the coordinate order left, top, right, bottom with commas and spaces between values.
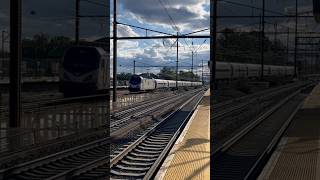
0, 89, 206, 179
0, 89, 200, 168
74, 89, 206, 180
213, 82, 305, 112
212, 83, 313, 180
212, 82, 306, 120
110, 89, 202, 132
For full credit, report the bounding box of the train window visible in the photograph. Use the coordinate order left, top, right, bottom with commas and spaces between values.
129, 75, 141, 85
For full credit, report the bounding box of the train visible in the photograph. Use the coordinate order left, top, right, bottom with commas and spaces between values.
128, 75, 202, 92
60, 46, 294, 95
60, 46, 109, 96
214, 62, 294, 80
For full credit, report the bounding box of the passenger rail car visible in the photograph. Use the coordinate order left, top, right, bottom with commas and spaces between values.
60, 46, 109, 96
128, 75, 202, 92
215, 62, 294, 80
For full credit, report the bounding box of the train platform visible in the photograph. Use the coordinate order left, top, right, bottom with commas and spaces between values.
155, 89, 210, 180
258, 83, 320, 180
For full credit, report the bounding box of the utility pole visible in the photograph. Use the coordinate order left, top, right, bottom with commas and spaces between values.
113, 0, 117, 102
261, 0, 265, 80
10, 0, 22, 127
133, 60, 136, 74
202, 59, 204, 83
294, 0, 298, 78
1, 31, 5, 59
75, 0, 80, 46
191, 51, 194, 74
274, 23, 277, 43
1, 31, 4, 74
259, 15, 262, 32
251, 0, 254, 16
176, 32, 179, 90
287, 28, 290, 65
191, 41, 194, 75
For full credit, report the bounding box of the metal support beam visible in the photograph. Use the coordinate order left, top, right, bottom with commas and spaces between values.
10, 0, 22, 128
211, 0, 217, 90
294, 0, 298, 77
215, 15, 314, 18
176, 32, 179, 90
133, 60, 136, 74
274, 23, 277, 42
202, 59, 204, 83
113, 0, 117, 102
287, 28, 290, 64
191, 51, 194, 74
1, 31, 5, 59
260, 0, 265, 80
114, 35, 209, 40
75, 0, 80, 46
210, 0, 217, 173
191, 40, 194, 77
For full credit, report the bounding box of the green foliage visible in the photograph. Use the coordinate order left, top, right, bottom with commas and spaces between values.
140, 73, 158, 79
217, 28, 288, 65
117, 72, 133, 81
22, 33, 73, 59
157, 66, 200, 81
158, 66, 176, 80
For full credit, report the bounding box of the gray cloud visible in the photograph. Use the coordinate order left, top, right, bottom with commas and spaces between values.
120, 0, 209, 32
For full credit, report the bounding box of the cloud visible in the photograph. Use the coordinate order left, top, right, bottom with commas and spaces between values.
120, 0, 209, 32
118, 25, 139, 37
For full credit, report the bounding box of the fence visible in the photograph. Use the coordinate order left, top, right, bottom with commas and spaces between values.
0, 95, 108, 153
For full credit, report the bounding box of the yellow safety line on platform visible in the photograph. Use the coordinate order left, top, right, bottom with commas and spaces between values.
156, 89, 210, 180
259, 83, 320, 180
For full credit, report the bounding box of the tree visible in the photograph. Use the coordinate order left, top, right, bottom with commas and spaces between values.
140, 73, 158, 79
157, 67, 200, 81
158, 66, 176, 80
179, 71, 200, 81
217, 28, 287, 65
22, 33, 73, 59
117, 72, 133, 81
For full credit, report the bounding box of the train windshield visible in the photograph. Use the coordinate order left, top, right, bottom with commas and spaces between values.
63, 47, 100, 75
129, 75, 141, 85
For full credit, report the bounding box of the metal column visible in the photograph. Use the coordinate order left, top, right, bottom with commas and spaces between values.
133, 60, 136, 74
75, 0, 80, 46
9, 0, 22, 128
260, 0, 265, 80
211, 0, 217, 89
294, 0, 298, 77
113, 0, 117, 102
176, 32, 179, 89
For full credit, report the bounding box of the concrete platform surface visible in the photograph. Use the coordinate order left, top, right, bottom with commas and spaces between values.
258, 82, 320, 180
155, 89, 210, 180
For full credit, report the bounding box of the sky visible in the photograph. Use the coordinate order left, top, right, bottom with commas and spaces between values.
113, 0, 210, 75
0, 0, 318, 77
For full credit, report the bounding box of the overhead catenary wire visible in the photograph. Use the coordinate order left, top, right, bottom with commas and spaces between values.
117, 22, 175, 36
157, 0, 194, 51
81, 0, 109, 8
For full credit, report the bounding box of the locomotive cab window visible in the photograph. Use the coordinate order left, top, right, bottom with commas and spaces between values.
63, 47, 100, 75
